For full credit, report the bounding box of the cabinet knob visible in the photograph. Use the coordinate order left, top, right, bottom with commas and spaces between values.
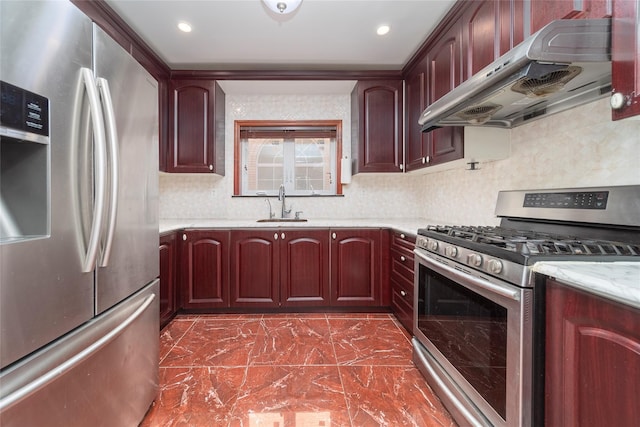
281, 232, 285, 239
208, 164, 213, 171
400, 256, 406, 262
400, 290, 407, 297
182, 234, 187, 241
274, 233, 278, 240
421, 157, 426, 164
332, 232, 337, 240
426, 155, 430, 163
400, 233, 405, 239
610, 92, 628, 110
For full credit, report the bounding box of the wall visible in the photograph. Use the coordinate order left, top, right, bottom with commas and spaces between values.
160, 96, 640, 224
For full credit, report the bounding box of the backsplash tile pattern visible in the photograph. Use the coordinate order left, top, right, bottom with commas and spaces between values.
160, 96, 639, 225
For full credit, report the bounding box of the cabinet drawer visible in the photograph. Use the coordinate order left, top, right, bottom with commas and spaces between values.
391, 270, 413, 298
390, 248, 414, 283
391, 230, 416, 253
391, 282, 414, 333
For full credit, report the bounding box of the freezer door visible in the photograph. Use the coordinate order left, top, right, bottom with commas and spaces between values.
93, 25, 159, 314
0, 280, 159, 427
0, 0, 95, 369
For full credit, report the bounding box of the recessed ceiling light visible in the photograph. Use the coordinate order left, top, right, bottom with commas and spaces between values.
177, 21, 192, 33
377, 25, 390, 36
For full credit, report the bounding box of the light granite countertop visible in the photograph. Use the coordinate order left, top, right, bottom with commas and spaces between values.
159, 218, 444, 237
532, 262, 640, 310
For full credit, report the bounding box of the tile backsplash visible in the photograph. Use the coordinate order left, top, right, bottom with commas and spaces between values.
160, 95, 640, 225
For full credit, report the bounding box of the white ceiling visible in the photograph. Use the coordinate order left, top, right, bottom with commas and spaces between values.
105, 0, 457, 71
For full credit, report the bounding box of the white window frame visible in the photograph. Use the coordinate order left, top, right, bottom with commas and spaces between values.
234, 120, 343, 196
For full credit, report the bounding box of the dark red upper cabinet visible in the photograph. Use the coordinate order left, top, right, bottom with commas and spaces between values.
611, 0, 640, 120
462, 0, 525, 77
426, 22, 464, 166
529, 0, 612, 34
351, 80, 403, 173
167, 80, 225, 174
464, 0, 500, 77
404, 65, 430, 172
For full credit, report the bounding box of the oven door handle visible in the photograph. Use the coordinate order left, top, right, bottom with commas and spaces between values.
414, 249, 521, 301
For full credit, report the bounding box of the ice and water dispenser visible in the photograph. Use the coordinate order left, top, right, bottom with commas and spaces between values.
0, 80, 50, 242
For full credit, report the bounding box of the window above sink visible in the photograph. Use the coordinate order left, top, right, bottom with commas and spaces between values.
234, 120, 343, 196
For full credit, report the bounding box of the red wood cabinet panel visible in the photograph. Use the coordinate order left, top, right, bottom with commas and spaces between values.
405, 65, 430, 172
280, 230, 330, 307
230, 229, 330, 308
427, 22, 465, 166
545, 279, 640, 426
330, 229, 382, 306
464, 0, 500, 77
530, 0, 612, 34
230, 230, 279, 308
181, 230, 229, 309
159, 232, 177, 328
612, 0, 640, 120
351, 80, 403, 173
168, 80, 225, 174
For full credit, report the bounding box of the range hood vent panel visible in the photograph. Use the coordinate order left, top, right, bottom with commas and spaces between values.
419, 19, 611, 132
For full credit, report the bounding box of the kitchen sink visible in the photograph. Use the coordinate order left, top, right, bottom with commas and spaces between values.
256, 218, 308, 222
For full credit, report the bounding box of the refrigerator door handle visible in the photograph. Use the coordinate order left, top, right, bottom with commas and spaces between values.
81, 68, 108, 273
96, 77, 119, 267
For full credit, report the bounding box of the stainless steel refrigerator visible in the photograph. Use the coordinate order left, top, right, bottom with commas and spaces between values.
0, 1, 159, 425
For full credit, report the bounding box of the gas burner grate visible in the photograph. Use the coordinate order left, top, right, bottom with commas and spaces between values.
420, 225, 640, 257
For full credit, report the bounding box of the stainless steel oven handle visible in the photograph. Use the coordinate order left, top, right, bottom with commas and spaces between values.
413, 340, 487, 427
414, 249, 520, 301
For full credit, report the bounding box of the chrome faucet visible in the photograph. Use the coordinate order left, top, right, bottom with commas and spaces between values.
264, 198, 275, 219
278, 184, 291, 218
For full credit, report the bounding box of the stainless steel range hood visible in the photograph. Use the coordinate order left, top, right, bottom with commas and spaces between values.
419, 19, 612, 132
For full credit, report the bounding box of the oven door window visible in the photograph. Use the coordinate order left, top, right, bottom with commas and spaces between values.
417, 265, 508, 419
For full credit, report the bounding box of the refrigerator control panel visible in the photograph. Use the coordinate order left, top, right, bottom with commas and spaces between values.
1, 80, 50, 139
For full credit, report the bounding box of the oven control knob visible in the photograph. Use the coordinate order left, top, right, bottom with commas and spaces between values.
467, 253, 483, 267
428, 240, 439, 251
488, 259, 503, 274
445, 246, 458, 257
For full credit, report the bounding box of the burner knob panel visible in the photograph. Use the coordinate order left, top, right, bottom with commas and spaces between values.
428, 240, 439, 251
467, 253, 483, 267
445, 246, 458, 258
488, 259, 503, 274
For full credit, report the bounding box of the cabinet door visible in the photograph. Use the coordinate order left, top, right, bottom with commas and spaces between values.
530, 0, 612, 34
351, 80, 403, 173
545, 280, 640, 426
280, 229, 330, 307
159, 232, 177, 328
464, 0, 500, 77
181, 230, 229, 309
330, 229, 381, 306
404, 67, 430, 172
230, 230, 279, 308
427, 23, 464, 166
168, 80, 225, 174
611, 0, 640, 120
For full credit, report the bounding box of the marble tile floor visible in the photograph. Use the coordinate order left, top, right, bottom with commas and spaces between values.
140, 313, 457, 427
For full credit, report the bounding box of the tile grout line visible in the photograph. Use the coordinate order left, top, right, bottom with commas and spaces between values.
327, 315, 355, 427
159, 317, 199, 366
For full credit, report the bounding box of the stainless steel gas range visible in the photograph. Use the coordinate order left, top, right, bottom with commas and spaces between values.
412, 185, 640, 427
